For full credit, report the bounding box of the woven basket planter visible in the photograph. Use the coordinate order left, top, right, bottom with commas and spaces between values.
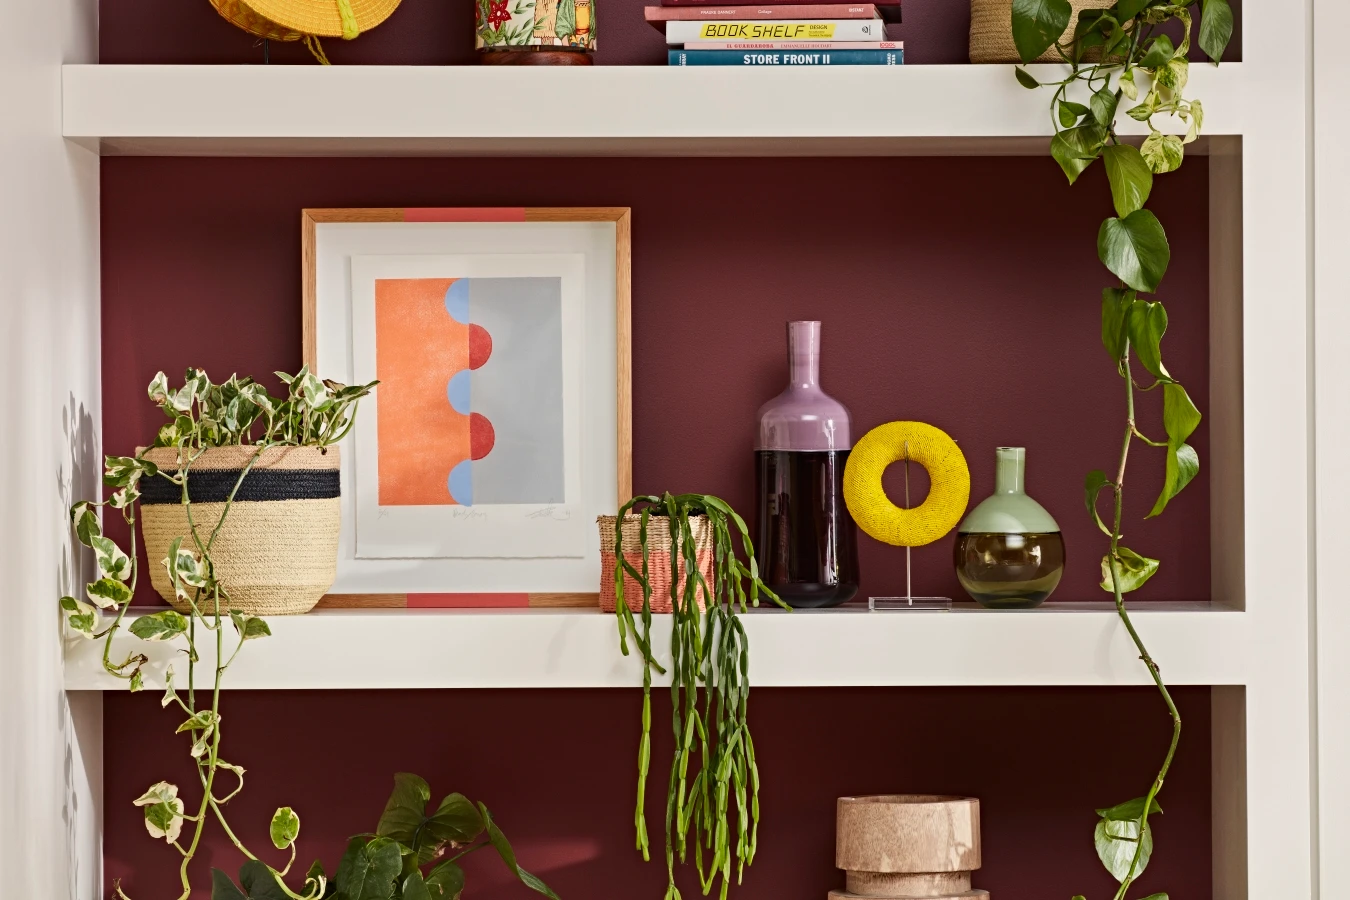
140, 445, 341, 616
598, 515, 714, 613
969, 0, 1114, 63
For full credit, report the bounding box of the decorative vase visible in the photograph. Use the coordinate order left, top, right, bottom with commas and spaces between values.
140, 445, 341, 616
969, 0, 1114, 63
476, 0, 596, 65
754, 321, 860, 609
597, 514, 714, 613
830, 795, 988, 900
953, 447, 1064, 609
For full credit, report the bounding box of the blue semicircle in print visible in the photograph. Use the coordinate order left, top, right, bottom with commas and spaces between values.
446, 369, 471, 415
448, 459, 473, 505
445, 279, 470, 324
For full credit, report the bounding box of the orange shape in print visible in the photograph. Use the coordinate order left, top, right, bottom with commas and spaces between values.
375, 278, 470, 505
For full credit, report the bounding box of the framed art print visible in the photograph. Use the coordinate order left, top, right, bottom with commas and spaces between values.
302, 207, 632, 607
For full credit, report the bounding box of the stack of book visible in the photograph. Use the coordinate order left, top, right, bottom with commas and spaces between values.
648, 0, 902, 66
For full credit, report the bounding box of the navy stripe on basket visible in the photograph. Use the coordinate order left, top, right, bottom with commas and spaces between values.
140, 469, 341, 505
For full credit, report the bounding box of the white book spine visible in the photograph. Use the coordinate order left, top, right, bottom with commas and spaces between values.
665, 19, 887, 43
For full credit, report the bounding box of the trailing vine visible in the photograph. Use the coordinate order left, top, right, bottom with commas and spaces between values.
613, 493, 787, 900
62, 368, 374, 900
1009, 1, 1232, 897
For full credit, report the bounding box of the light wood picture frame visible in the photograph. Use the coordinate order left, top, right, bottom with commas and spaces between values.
301, 207, 632, 609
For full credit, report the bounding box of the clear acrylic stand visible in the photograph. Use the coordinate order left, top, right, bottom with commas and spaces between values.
867, 441, 952, 612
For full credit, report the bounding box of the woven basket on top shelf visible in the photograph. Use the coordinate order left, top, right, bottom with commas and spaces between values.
598, 514, 715, 614
969, 0, 1114, 63
140, 445, 341, 616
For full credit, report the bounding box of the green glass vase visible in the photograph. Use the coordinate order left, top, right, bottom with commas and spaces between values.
953, 447, 1065, 609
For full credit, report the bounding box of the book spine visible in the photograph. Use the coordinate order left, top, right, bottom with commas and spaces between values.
646, 4, 879, 21
665, 19, 887, 41
668, 48, 904, 64
683, 39, 901, 49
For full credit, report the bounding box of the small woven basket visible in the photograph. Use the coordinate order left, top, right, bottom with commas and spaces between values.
598, 514, 715, 614
969, 0, 1114, 63
209, 0, 401, 40
140, 445, 341, 617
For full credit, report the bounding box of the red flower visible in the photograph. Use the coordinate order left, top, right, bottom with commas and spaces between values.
486, 0, 512, 30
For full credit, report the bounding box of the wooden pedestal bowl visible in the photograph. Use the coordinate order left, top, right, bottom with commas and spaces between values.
829, 795, 990, 900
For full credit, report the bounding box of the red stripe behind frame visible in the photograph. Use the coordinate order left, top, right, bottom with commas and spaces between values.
403, 208, 527, 222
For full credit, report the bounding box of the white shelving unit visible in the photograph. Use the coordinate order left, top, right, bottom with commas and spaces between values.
62, 63, 1243, 157
64, 603, 1245, 691
49, 11, 1322, 895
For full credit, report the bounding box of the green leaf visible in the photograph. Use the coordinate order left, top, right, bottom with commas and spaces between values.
424, 862, 465, 900
1116, 0, 1148, 18
1138, 894, 1170, 900
86, 577, 132, 610
1102, 144, 1153, 218
1011, 0, 1072, 63
171, 545, 210, 589
63, 596, 97, 638
162, 666, 178, 708
335, 837, 401, 900
1148, 382, 1203, 517
1058, 100, 1088, 128
270, 807, 300, 849
1184, 99, 1204, 144
1096, 797, 1163, 820
1157, 57, 1188, 93
71, 501, 101, 547
479, 803, 561, 900
1119, 68, 1138, 101
1095, 816, 1154, 882
303, 859, 327, 897
1140, 131, 1185, 175
1098, 210, 1170, 292
129, 668, 145, 692
1199, 0, 1233, 61
1127, 298, 1171, 382
134, 782, 186, 843
130, 610, 189, 642
1138, 33, 1175, 68
212, 869, 248, 900
1050, 123, 1106, 184
1015, 66, 1041, 89
1090, 88, 1119, 127
374, 773, 432, 845
375, 775, 483, 865
1084, 469, 1112, 535
402, 871, 433, 900
91, 535, 132, 582
1099, 546, 1160, 594
1101, 288, 1134, 360
148, 371, 172, 406
238, 860, 289, 900
232, 613, 272, 641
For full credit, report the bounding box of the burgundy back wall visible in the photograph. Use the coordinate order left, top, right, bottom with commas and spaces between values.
99, 0, 1242, 66
104, 686, 1212, 899
102, 155, 1212, 605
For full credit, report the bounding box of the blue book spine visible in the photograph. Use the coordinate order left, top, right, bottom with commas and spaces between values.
668, 48, 903, 65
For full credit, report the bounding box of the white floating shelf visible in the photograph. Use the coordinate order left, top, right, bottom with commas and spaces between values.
62, 63, 1246, 157
64, 603, 1248, 691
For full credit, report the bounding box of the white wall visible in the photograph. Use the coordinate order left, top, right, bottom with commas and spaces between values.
0, 0, 102, 897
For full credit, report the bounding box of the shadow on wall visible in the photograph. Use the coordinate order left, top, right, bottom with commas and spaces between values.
59, 394, 100, 900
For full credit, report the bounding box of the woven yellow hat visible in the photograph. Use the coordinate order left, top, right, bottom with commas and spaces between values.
211, 0, 401, 41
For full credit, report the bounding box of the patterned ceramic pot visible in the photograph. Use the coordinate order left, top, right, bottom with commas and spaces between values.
476, 0, 596, 56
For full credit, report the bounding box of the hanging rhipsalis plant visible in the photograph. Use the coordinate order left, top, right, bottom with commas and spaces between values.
612, 494, 788, 900
61, 368, 374, 900
1010, 2, 1232, 898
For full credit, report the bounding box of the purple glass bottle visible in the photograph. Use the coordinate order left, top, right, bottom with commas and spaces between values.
754, 321, 860, 608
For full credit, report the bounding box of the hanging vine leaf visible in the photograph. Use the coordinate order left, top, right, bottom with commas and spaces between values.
1141, 132, 1185, 174
1099, 546, 1160, 594
1098, 210, 1170, 292
1094, 815, 1154, 882
1101, 288, 1134, 360
1199, 0, 1234, 62
1148, 383, 1203, 517
1126, 298, 1171, 382
1051, 123, 1106, 184
1011, 0, 1072, 63
1102, 144, 1153, 218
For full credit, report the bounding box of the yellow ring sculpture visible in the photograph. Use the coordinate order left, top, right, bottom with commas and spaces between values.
843, 421, 971, 547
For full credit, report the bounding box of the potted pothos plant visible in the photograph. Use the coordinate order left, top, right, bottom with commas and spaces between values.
609, 493, 787, 900
61, 367, 374, 899
211, 773, 559, 900
1008, 1, 1232, 898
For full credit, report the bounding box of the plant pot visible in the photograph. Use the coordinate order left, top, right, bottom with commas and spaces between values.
969, 0, 1114, 63
830, 795, 988, 900
140, 445, 341, 616
597, 514, 714, 613
476, 0, 595, 60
